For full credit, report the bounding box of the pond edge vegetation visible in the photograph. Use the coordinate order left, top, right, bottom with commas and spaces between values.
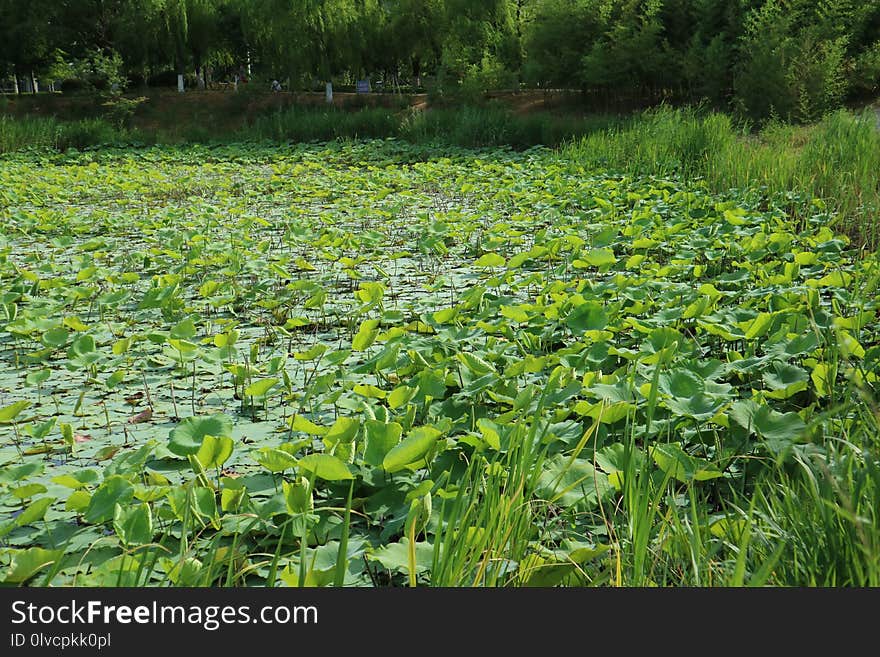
3, 102, 879, 249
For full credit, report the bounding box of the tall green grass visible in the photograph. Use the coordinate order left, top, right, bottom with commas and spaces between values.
398, 106, 616, 148
246, 106, 399, 142
243, 104, 618, 148
745, 399, 880, 586
0, 115, 138, 152
564, 106, 880, 249
0, 115, 61, 152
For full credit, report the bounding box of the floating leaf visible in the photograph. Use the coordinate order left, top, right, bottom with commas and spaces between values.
84, 476, 135, 524
251, 447, 298, 472
2, 547, 64, 584
168, 414, 233, 456
244, 377, 278, 398
651, 443, 722, 483
364, 420, 403, 466
298, 454, 353, 481
383, 426, 441, 472
0, 400, 30, 423
195, 435, 234, 470
113, 502, 153, 546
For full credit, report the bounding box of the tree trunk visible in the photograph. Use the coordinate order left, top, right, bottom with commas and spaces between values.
177, 74, 185, 93
13, 73, 19, 94
412, 57, 421, 89
194, 53, 206, 89
325, 81, 333, 104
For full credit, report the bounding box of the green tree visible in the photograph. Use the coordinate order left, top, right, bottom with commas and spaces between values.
580, 0, 673, 98
523, 0, 601, 88
379, 0, 446, 89
0, 0, 65, 92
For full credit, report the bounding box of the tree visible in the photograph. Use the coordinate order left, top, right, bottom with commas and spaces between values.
523, 0, 601, 88
0, 0, 65, 92
386, 0, 445, 88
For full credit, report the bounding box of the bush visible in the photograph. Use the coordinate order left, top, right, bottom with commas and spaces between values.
735, 2, 851, 123
147, 70, 180, 88
457, 55, 520, 103
851, 42, 880, 97
71, 49, 128, 95
734, 3, 796, 121
101, 96, 146, 129
60, 78, 89, 95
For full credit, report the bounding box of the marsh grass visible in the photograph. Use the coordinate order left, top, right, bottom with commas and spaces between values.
564, 106, 880, 248
0, 115, 140, 152
0, 115, 61, 152
744, 399, 880, 586
246, 106, 399, 142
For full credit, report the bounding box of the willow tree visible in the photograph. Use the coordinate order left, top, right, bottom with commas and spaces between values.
241, 0, 370, 95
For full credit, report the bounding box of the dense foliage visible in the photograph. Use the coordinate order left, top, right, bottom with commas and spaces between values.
1, 141, 878, 586
2, 1, 879, 119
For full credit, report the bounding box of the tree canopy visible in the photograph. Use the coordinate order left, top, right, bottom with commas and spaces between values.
2, 0, 878, 120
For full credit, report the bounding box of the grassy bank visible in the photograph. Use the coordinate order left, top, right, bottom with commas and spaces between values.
564, 107, 880, 250
2, 103, 879, 247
